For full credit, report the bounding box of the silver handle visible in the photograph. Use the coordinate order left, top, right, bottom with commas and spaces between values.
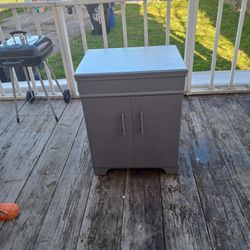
140, 112, 144, 136
121, 113, 126, 136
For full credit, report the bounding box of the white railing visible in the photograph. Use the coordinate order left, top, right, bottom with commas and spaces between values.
0, 0, 249, 100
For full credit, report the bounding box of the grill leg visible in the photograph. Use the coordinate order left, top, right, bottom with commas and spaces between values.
44, 60, 64, 94
34, 67, 59, 122
9, 68, 20, 123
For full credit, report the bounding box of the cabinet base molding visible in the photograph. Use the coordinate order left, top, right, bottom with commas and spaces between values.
93, 166, 179, 176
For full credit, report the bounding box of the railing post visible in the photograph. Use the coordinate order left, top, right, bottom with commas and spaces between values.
229, 0, 247, 88
121, 2, 128, 47
209, 0, 224, 90
165, 0, 171, 45
0, 25, 5, 44
12, 8, 21, 30
52, 5, 78, 97
184, 0, 199, 93
143, 0, 148, 46
75, 5, 88, 53
99, 3, 109, 48
32, 8, 42, 35
0, 81, 5, 96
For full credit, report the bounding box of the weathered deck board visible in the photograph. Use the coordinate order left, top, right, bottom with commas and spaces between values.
0, 100, 24, 133
0, 101, 66, 203
198, 96, 250, 224
34, 121, 94, 250
183, 97, 250, 249
77, 170, 126, 250
160, 127, 212, 250
235, 93, 250, 117
0, 101, 83, 250
0, 95, 250, 250
121, 170, 165, 250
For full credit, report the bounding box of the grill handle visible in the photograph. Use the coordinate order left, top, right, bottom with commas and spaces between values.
9, 31, 27, 36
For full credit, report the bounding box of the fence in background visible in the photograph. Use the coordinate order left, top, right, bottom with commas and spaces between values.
0, 0, 249, 100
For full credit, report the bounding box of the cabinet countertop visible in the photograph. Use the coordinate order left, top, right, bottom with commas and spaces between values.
75, 45, 187, 78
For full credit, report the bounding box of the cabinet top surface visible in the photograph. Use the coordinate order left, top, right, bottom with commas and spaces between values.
75, 46, 187, 78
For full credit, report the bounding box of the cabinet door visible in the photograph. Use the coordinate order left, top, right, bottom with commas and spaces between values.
82, 97, 134, 168
132, 95, 183, 168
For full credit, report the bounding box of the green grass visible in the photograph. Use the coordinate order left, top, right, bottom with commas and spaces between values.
47, 0, 250, 78
0, 0, 24, 21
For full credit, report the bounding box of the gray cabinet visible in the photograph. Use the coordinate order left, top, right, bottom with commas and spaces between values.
82, 97, 134, 170
75, 45, 187, 175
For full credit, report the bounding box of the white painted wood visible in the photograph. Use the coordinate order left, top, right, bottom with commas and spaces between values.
52, 6, 78, 96
44, 64, 56, 95
193, 70, 250, 88
11, 8, 23, 96
121, 2, 128, 47
12, 8, 38, 96
165, 0, 171, 45
0, 81, 5, 96
99, 3, 108, 48
184, 0, 194, 72
32, 7, 42, 35
27, 10, 54, 96
12, 8, 22, 30
143, 0, 148, 46
209, 0, 224, 90
0, 25, 5, 44
75, 5, 88, 53
26, 9, 54, 95
229, 0, 247, 88
184, 0, 199, 93
27, 67, 38, 95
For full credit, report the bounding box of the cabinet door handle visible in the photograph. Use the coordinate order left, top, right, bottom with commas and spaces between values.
140, 112, 144, 136
121, 113, 126, 136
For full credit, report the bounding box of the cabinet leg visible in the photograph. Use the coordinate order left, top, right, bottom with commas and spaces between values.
162, 166, 179, 175
94, 168, 109, 176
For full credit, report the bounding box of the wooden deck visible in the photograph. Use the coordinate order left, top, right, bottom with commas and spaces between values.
0, 94, 250, 250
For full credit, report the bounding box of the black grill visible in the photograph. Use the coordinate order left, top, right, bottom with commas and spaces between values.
0, 31, 70, 123
0, 31, 54, 67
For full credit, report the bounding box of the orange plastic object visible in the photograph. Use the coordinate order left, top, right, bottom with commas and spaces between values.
0, 203, 20, 221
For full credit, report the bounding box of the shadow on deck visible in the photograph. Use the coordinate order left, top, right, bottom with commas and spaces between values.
0, 94, 249, 249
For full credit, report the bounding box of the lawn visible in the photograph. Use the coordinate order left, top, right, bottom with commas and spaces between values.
12, 0, 249, 78
0, 0, 24, 21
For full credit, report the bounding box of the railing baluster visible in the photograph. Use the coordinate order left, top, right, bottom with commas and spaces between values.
0, 24, 5, 44
0, 81, 5, 96
12, 8, 21, 30
32, 7, 42, 35
31, 7, 43, 94
99, 3, 108, 48
165, 0, 171, 45
44, 64, 55, 95
76, 5, 88, 53
121, 2, 128, 47
53, 5, 77, 96
209, 0, 224, 90
229, 0, 247, 88
11, 8, 23, 95
32, 6, 54, 94
143, 0, 148, 46
27, 67, 38, 95
184, 0, 199, 93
